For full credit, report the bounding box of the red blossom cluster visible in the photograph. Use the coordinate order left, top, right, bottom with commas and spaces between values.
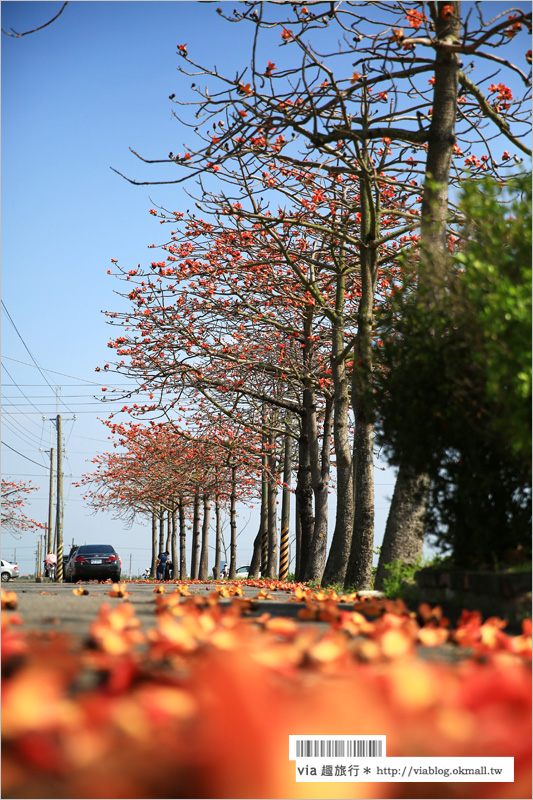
1, 479, 44, 534
1, 584, 531, 799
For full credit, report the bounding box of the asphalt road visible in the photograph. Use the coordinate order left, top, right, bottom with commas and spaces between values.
4, 579, 468, 662
5, 579, 324, 638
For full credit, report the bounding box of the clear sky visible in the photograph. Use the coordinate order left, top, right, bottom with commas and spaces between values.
2, 1, 528, 576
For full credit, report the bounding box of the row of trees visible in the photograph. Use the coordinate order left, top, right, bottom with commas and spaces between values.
84, 2, 531, 586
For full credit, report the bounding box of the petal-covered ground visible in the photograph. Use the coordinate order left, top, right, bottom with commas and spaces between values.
2, 582, 531, 799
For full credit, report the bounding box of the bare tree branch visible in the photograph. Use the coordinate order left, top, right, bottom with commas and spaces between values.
2, 2, 68, 38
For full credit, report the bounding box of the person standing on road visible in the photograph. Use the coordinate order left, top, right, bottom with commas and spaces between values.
44, 551, 57, 579
164, 557, 173, 581
156, 550, 169, 581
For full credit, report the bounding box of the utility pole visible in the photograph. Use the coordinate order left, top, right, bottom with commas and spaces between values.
47, 404, 75, 582
36, 536, 41, 579
47, 446, 54, 553
55, 414, 64, 581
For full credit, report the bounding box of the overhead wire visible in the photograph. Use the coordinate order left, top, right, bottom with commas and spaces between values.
2, 301, 75, 414
0, 415, 48, 451
1, 440, 50, 468
1, 362, 45, 417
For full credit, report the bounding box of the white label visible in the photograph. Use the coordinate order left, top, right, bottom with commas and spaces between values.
289, 736, 385, 759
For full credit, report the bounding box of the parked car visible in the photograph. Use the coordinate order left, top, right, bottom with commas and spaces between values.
1, 559, 19, 582
235, 565, 250, 579
64, 544, 121, 583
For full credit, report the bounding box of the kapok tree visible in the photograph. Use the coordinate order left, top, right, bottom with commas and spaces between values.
113, 1, 531, 587
103, 203, 340, 580
1, 478, 44, 536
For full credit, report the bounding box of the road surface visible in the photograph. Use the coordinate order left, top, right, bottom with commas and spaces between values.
4, 579, 467, 661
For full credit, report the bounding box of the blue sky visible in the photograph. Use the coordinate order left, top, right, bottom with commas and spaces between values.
1, 1, 529, 576
2, 1, 276, 573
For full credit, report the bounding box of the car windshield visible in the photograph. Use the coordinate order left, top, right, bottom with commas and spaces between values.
76, 545, 116, 554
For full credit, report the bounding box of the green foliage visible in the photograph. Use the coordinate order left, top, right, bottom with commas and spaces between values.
374, 175, 532, 569
381, 557, 424, 600
455, 175, 532, 459
381, 554, 448, 601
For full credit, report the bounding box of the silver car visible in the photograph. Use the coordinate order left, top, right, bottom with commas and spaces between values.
1, 559, 19, 582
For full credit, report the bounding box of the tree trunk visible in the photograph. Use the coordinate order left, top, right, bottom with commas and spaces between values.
214, 493, 222, 580
229, 464, 237, 579
260, 410, 269, 576
345, 145, 378, 590
158, 505, 165, 553
382, 2, 461, 568
165, 509, 171, 552
295, 404, 314, 581
304, 394, 333, 581
190, 492, 201, 580
323, 245, 354, 586
150, 510, 158, 578
266, 430, 278, 579
179, 496, 187, 579
199, 494, 211, 580
294, 498, 302, 579
294, 491, 302, 580
171, 507, 177, 580
375, 463, 431, 589
249, 528, 262, 578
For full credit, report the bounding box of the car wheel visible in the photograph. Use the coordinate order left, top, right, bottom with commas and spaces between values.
1, 572, 10, 582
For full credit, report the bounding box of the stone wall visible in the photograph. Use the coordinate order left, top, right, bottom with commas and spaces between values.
414, 568, 532, 630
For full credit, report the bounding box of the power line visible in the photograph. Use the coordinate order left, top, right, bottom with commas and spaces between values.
1, 303, 75, 414
1, 416, 47, 450
1, 440, 50, 468
2, 355, 119, 386
1, 362, 45, 416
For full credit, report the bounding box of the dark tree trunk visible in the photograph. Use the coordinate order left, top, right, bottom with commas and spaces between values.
323, 242, 354, 586
260, 409, 269, 575
229, 465, 237, 579
214, 493, 222, 580
190, 493, 201, 580
375, 463, 431, 589
171, 507, 177, 580
249, 528, 262, 578
179, 496, 187, 579
199, 494, 211, 580
294, 492, 302, 580
382, 2, 461, 568
305, 394, 333, 581
158, 506, 165, 553
150, 510, 158, 578
266, 429, 278, 579
345, 144, 378, 591
165, 509, 171, 552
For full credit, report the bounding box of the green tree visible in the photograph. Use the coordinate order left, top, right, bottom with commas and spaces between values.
374, 175, 532, 569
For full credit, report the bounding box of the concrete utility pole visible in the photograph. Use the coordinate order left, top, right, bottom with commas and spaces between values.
47, 447, 55, 553
55, 414, 64, 581
36, 536, 42, 579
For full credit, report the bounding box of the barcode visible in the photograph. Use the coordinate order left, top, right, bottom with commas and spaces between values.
295, 739, 383, 758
